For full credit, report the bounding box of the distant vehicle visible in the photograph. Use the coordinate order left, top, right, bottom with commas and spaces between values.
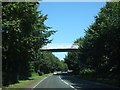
61, 71, 68, 75
53, 71, 58, 75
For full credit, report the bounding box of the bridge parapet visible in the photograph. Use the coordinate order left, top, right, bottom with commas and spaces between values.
40, 43, 79, 52
41, 43, 79, 49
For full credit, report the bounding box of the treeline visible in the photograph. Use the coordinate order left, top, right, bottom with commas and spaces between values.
64, 2, 120, 80
34, 51, 68, 75
2, 2, 67, 86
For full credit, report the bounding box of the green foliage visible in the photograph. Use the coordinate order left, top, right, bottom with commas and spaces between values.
80, 68, 95, 75
64, 51, 80, 74
2, 2, 55, 86
59, 61, 68, 71
38, 72, 44, 76
64, 2, 120, 80
35, 51, 68, 75
79, 2, 120, 79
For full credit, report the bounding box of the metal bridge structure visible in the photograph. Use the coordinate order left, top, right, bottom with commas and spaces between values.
40, 43, 79, 52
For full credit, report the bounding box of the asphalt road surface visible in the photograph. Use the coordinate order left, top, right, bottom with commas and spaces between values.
33, 74, 120, 90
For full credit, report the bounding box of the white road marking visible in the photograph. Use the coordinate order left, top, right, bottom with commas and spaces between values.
59, 76, 77, 90
33, 74, 52, 88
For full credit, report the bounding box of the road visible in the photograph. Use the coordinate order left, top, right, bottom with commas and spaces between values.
34, 75, 73, 89
33, 74, 120, 90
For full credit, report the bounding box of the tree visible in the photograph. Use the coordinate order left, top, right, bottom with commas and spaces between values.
34, 51, 68, 75
64, 2, 120, 80
79, 2, 119, 79
64, 51, 80, 74
2, 2, 55, 85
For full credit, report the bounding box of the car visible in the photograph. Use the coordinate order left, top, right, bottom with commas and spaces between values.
53, 71, 58, 75
61, 71, 68, 75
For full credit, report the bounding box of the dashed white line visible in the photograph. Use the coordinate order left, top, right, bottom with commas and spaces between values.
59, 76, 77, 90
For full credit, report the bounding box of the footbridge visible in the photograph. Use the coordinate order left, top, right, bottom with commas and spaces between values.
40, 43, 79, 52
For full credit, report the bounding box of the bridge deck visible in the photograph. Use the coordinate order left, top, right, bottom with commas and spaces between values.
40, 43, 79, 52
40, 48, 79, 52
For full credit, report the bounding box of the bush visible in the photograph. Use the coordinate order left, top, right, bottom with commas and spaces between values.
80, 68, 95, 75
38, 72, 44, 76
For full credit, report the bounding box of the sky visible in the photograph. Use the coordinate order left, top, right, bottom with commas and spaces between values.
38, 2, 106, 60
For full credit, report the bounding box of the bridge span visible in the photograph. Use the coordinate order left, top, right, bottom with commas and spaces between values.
40, 43, 79, 52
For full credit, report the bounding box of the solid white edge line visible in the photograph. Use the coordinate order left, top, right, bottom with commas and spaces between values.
33, 74, 52, 88
33, 77, 47, 88
59, 75, 77, 90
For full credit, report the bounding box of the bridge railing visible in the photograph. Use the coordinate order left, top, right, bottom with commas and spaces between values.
40, 43, 79, 49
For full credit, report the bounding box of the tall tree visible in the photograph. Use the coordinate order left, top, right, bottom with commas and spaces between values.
80, 2, 119, 79
2, 2, 55, 85
64, 2, 120, 80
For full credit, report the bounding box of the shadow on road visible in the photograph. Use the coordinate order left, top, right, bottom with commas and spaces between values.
60, 75, 120, 90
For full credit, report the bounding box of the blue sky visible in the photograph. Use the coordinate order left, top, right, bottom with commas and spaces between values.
38, 2, 106, 60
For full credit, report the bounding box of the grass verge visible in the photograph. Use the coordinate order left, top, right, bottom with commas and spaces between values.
2, 72, 52, 90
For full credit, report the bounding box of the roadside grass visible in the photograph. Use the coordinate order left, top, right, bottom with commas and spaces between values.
2, 72, 52, 90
